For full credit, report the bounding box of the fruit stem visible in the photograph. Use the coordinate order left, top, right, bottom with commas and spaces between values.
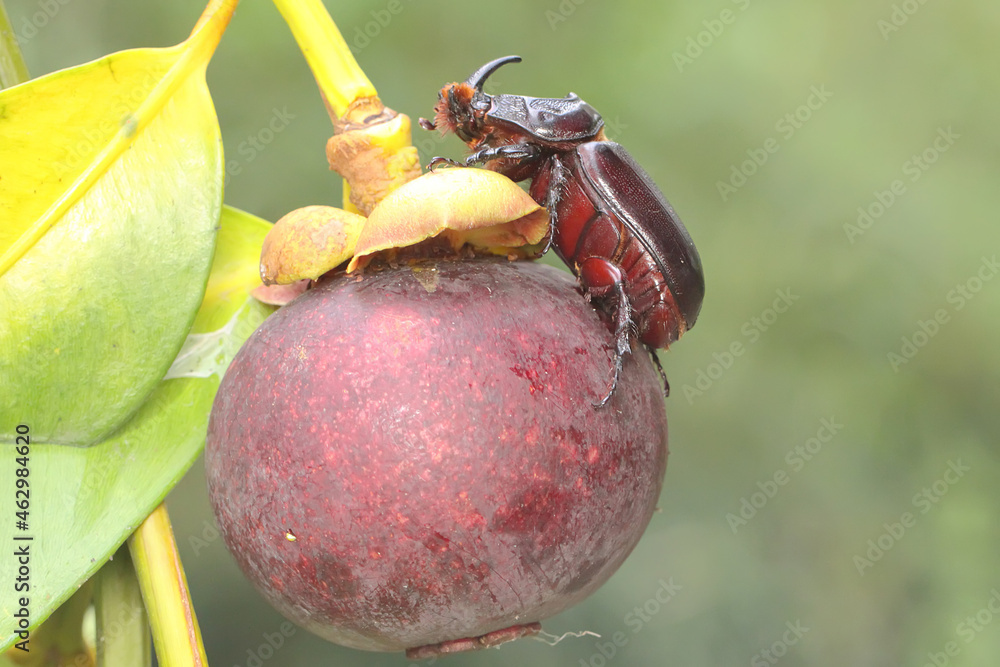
270, 0, 420, 215
0, 0, 30, 88
128, 504, 208, 667
95, 546, 152, 667
270, 0, 376, 120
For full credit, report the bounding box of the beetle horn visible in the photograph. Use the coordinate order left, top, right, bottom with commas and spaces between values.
465, 55, 521, 92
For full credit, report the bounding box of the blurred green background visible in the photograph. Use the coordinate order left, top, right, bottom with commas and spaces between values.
10, 0, 1000, 664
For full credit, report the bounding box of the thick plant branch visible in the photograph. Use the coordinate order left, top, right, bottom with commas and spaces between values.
128, 504, 208, 667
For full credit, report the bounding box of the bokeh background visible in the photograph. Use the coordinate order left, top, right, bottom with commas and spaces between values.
10, 0, 1000, 664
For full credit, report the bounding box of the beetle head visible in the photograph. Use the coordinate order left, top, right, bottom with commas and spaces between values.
423, 56, 522, 145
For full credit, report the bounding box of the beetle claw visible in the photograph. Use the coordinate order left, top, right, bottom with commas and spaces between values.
592, 350, 623, 408
427, 156, 465, 172
646, 344, 670, 398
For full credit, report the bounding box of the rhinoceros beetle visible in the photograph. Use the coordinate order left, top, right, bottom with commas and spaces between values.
420, 56, 705, 407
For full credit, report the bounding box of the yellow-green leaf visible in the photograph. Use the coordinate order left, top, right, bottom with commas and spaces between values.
0, 0, 236, 446
0, 205, 274, 651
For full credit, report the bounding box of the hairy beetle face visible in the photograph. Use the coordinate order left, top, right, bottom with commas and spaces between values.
432, 82, 487, 147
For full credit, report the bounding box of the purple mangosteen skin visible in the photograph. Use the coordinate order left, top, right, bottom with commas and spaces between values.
206, 258, 668, 652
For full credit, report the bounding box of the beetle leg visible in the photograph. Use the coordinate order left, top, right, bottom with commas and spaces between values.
539, 155, 568, 255
578, 257, 632, 408
463, 142, 541, 167
645, 344, 670, 398
427, 143, 540, 172
600, 279, 632, 407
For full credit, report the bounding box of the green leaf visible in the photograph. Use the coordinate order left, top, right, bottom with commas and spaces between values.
0, 205, 274, 651
0, 1, 236, 446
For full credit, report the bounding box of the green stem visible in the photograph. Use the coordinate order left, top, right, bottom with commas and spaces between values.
128, 504, 209, 667
0, 0, 30, 88
271, 0, 376, 119
95, 546, 152, 667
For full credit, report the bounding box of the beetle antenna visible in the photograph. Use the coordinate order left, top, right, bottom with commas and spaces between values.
465, 55, 522, 92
